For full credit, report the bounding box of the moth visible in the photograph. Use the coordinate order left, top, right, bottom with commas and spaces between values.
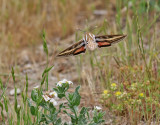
57, 32, 127, 56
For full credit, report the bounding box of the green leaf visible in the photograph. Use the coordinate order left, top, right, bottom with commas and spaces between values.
63, 110, 77, 125
42, 65, 54, 77
80, 107, 88, 115
14, 87, 17, 112
78, 107, 89, 124
31, 89, 38, 102
27, 98, 32, 107
68, 93, 74, 101
3, 97, 8, 112
30, 106, 36, 116
11, 67, 15, 84
53, 84, 69, 99
0, 78, 3, 89
93, 110, 105, 124
39, 114, 47, 123
41, 75, 46, 86
58, 93, 65, 99
58, 103, 64, 113
25, 74, 28, 94
63, 110, 76, 121
0, 102, 5, 122
39, 101, 50, 111
68, 86, 81, 106
64, 122, 68, 125
49, 103, 56, 114
52, 88, 58, 92
42, 29, 48, 55
0, 102, 3, 110
55, 118, 62, 125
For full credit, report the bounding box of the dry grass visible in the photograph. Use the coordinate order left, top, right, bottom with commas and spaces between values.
1, 0, 160, 124
0, 0, 96, 71
0, 0, 89, 46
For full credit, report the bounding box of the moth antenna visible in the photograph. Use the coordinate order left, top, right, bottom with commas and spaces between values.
90, 26, 98, 32
76, 28, 85, 33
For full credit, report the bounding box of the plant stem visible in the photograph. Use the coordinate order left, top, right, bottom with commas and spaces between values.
65, 96, 78, 123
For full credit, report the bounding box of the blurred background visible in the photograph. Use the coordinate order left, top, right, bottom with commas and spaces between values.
0, 0, 160, 123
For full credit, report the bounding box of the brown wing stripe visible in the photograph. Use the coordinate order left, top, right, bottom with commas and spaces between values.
98, 42, 111, 47
73, 46, 86, 55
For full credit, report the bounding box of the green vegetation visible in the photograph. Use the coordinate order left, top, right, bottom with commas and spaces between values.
0, 0, 160, 124
0, 31, 105, 124
75, 0, 160, 124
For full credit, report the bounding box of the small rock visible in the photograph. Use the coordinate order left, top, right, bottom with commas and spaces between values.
22, 63, 34, 73
9, 88, 21, 96
18, 50, 30, 65
94, 10, 107, 15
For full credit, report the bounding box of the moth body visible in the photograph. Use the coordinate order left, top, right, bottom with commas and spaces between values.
83, 32, 98, 51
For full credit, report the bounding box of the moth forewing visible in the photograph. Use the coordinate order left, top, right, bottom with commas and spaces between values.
57, 39, 85, 57
108, 34, 127, 44
57, 48, 76, 56
95, 34, 127, 44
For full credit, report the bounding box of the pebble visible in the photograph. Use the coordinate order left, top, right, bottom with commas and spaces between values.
9, 88, 21, 96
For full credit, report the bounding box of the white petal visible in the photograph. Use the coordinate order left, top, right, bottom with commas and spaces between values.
68, 81, 73, 85
57, 81, 63, 87
42, 95, 50, 102
33, 85, 39, 89
50, 98, 58, 106
94, 106, 102, 110
49, 91, 57, 97
17, 105, 21, 108
62, 79, 67, 83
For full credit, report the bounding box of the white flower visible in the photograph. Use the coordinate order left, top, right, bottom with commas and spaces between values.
56, 79, 73, 87
33, 85, 39, 89
49, 91, 57, 98
17, 105, 21, 108
50, 98, 58, 106
56, 81, 63, 87
42, 95, 50, 102
62, 79, 68, 83
94, 106, 102, 110
67, 80, 73, 85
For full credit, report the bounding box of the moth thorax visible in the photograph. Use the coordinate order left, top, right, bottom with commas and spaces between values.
87, 40, 98, 51
83, 33, 97, 51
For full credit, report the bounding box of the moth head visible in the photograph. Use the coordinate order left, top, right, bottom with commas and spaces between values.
83, 32, 95, 43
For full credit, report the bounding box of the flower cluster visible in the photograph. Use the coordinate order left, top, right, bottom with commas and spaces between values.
41, 79, 73, 105
42, 90, 58, 106
102, 90, 110, 99
56, 79, 73, 87
103, 90, 108, 95
115, 91, 122, 97
101, 81, 157, 117
30, 79, 105, 125
111, 83, 117, 90
139, 93, 144, 98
